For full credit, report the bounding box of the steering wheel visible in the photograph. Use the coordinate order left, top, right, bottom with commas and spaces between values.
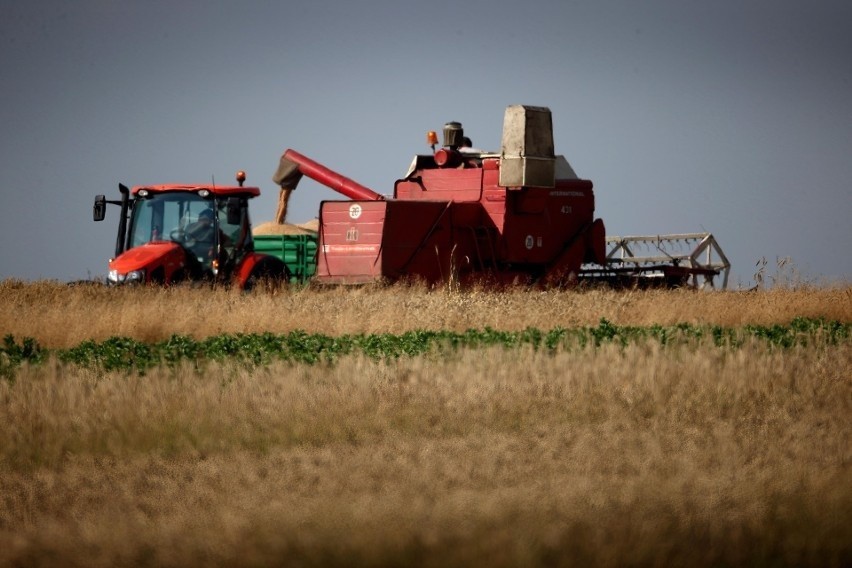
170, 228, 197, 248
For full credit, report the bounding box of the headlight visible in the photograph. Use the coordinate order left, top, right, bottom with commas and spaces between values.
107, 269, 145, 284
125, 270, 145, 283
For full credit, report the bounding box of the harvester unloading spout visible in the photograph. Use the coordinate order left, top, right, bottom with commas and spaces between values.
272, 149, 383, 223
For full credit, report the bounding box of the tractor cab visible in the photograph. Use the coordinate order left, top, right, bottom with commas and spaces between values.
126, 187, 252, 278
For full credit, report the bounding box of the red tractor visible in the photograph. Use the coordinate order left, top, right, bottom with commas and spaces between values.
93, 172, 289, 288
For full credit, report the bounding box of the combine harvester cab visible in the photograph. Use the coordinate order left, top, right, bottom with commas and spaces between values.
93, 172, 289, 288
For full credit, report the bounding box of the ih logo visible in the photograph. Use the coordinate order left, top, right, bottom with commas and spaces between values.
525, 235, 543, 250
346, 227, 359, 242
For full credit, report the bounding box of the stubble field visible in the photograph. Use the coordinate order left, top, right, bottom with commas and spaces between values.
1, 280, 850, 567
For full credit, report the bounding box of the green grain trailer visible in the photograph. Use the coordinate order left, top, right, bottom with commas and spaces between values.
252, 234, 318, 284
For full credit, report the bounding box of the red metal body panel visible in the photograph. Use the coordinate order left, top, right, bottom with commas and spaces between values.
382, 200, 455, 283
394, 168, 483, 202
109, 241, 188, 283
316, 201, 387, 283
502, 179, 595, 264
317, 199, 497, 285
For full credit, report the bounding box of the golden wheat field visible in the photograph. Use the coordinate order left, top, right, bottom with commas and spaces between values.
1, 280, 850, 567
1, 280, 850, 348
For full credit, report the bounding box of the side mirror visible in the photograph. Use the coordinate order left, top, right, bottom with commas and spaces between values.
93, 195, 106, 222
226, 197, 242, 225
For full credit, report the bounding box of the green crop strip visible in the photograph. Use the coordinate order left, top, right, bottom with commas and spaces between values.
1, 317, 848, 378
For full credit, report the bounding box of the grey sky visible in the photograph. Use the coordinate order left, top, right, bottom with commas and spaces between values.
1, 0, 850, 286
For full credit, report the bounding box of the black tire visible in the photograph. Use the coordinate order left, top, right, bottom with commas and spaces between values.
244, 257, 290, 291
150, 267, 165, 285
169, 268, 187, 286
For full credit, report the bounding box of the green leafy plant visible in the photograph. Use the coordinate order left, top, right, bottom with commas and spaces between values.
2, 318, 847, 377
1, 334, 44, 381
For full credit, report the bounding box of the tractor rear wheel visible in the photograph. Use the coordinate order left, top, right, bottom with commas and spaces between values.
243, 257, 290, 291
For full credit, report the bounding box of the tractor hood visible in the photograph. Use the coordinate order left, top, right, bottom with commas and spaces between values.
108, 241, 187, 284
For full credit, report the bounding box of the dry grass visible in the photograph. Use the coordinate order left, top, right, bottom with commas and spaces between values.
1, 280, 850, 566
1, 280, 850, 349
1, 343, 849, 566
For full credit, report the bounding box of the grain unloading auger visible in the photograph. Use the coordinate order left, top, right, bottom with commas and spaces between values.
273, 105, 729, 289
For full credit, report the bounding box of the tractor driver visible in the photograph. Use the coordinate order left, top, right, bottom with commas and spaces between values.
185, 208, 217, 243
183, 207, 235, 267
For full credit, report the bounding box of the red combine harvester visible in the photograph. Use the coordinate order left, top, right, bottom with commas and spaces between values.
274, 105, 729, 289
